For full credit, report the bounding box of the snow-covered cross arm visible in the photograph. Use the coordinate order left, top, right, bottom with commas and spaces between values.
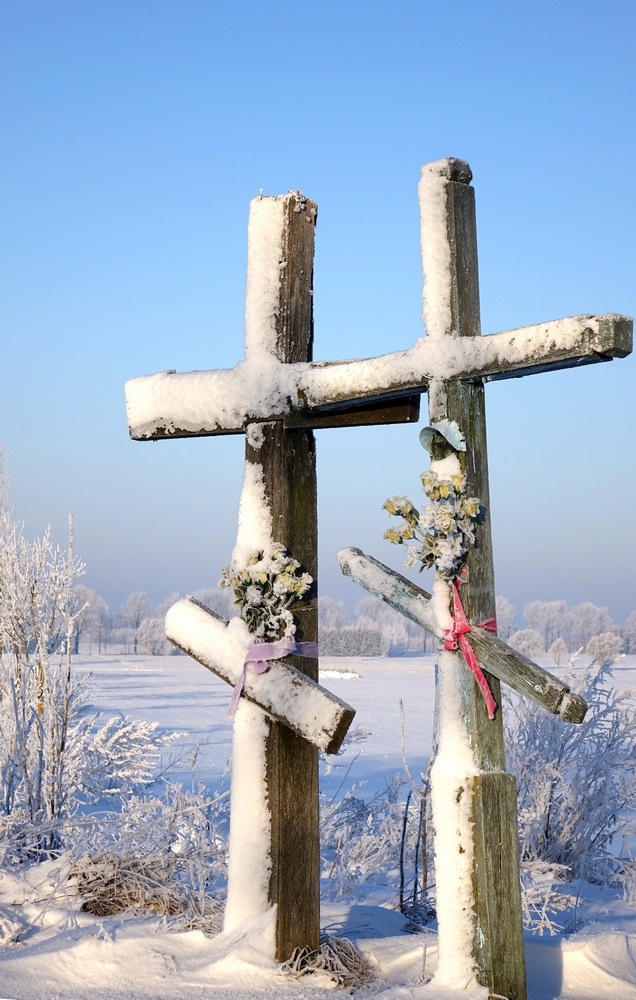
124, 311, 630, 439
165, 596, 354, 754
338, 547, 587, 724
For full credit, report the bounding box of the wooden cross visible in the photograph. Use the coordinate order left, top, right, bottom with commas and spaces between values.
124, 190, 420, 961
124, 168, 631, 975
332, 159, 629, 1000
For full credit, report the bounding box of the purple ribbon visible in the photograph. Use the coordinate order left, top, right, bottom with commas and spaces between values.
228, 636, 319, 717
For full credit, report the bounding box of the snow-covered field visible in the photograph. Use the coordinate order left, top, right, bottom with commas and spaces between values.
1, 652, 636, 999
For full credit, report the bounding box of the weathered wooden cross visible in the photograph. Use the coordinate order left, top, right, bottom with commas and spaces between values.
124, 165, 631, 976
124, 190, 421, 960
334, 159, 632, 1000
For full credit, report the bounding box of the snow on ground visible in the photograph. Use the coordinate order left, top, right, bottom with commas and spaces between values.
1, 651, 636, 999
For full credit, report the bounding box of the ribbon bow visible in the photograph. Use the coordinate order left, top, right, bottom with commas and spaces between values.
228, 635, 319, 717
444, 575, 498, 720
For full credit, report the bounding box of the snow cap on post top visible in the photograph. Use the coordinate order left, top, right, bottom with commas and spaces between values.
418, 157, 472, 340
244, 193, 287, 361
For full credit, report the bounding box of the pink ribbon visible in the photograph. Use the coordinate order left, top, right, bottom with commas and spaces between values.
228, 636, 319, 717
444, 575, 498, 720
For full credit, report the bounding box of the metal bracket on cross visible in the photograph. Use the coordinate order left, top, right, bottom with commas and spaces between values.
166, 596, 355, 754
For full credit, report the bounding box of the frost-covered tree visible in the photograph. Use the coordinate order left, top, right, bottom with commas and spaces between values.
137, 617, 169, 655
0, 502, 174, 856
318, 596, 350, 631
89, 594, 110, 654
191, 587, 234, 619
69, 584, 98, 653
625, 611, 636, 655
356, 596, 413, 655
121, 592, 152, 654
156, 591, 181, 619
548, 637, 568, 668
569, 603, 613, 652
509, 629, 544, 660
495, 596, 516, 642
587, 632, 622, 668
523, 601, 567, 651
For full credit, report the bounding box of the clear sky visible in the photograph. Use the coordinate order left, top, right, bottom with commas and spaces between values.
0, 1, 634, 625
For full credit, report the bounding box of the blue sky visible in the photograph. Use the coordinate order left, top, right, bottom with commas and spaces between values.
0, 1, 634, 624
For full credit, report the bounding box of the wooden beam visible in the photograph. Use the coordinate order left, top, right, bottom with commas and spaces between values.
125, 311, 631, 440
165, 597, 355, 754
285, 392, 421, 429
425, 159, 527, 1000
258, 192, 321, 962
337, 548, 587, 723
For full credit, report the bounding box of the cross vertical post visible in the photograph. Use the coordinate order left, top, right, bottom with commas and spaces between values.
422, 159, 526, 1000
237, 192, 320, 960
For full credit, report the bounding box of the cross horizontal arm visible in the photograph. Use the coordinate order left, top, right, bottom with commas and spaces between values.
165, 597, 355, 753
125, 313, 631, 439
338, 547, 587, 724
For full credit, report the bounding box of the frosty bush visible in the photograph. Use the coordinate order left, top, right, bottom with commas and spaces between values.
505, 654, 636, 887
0, 511, 175, 858
320, 776, 406, 896
72, 780, 229, 931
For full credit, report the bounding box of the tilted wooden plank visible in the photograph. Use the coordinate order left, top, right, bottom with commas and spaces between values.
165, 598, 355, 755
338, 547, 587, 724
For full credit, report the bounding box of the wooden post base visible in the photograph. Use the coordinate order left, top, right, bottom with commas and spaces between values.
472, 772, 527, 1000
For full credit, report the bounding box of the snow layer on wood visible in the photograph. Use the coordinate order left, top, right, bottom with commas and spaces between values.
165, 598, 355, 753
337, 547, 442, 638
165, 599, 253, 680
125, 313, 626, 439
232, 456, 273, 567
418, 160, 453, 339
430, 648, 479, 989
244, 195, 286, 361
223, 700, 274, 940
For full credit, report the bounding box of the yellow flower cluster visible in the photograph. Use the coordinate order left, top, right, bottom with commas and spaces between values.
383, 469, 483, 581
219, 543, 313, 639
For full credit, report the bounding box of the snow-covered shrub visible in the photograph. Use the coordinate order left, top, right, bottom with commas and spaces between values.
72, 781, 229, 931
356, 596, 415, 655
505, 654, 636, 887
508, 628, 544, 660
587, 632, 622, 667
320, 776, 406, 897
